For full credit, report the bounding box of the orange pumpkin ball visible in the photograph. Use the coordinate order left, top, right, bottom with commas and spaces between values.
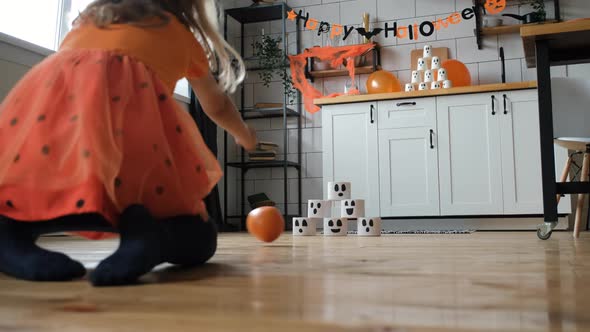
366, 70, 402, 94
441, 59, 472, 87
246, 206, 285, 243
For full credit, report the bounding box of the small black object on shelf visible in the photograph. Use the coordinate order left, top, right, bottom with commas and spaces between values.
473, 0, 561, 50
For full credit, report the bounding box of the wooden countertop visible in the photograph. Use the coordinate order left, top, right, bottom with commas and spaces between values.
521, 19, 590, 68
314, 81, 537, 106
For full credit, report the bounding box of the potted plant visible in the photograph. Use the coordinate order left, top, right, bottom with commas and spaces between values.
251, 35, 296, 105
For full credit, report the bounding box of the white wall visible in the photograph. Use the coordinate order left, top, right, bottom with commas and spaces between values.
0, 33, 50, 100
220, 0, 590, 220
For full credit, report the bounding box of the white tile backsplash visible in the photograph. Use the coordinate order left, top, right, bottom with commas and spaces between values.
456, 36, 499, 64
504, 59, 523, 83
567, 63, 590, 79
377, 0, 416, 20
478, 61, 501, 85
381, 44, 415, 71
416, 0, 455, 17
498, 33, 525, 60
339, 0, 378, 26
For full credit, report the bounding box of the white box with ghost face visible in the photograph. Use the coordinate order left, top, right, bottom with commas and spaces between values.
340, 199, 365, 218
327, 182, 351, 200
308, 200, 330, 218
292, 217, 317, 236
323, 218, 348, 236
357, 217, 382, 236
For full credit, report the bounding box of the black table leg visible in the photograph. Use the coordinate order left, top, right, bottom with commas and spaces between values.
536, 39, 559, 239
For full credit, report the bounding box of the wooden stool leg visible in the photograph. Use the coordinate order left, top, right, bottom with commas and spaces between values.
557, 155, 572, 204
573, 151, 590, 238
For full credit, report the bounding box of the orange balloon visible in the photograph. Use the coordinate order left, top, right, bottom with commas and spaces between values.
441, 60, 471, 87
246, 206, 285, 242
366, 70, 401, 94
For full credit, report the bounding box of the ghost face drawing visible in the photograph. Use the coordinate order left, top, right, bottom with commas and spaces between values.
327, 182, 351, 200
341, 199, 365, 218
419, 82, 428, 90
437, 68, 447, 81
485, 0, 506, 15
417, 58, 427, 71
293, 218, 316, 236
308, 200, 330, 218
431, 57, 440, 70
324, 218, 348, 236
357, 218, 382, 236
431, 81, 441, 89
411, 70, 421, 83
423, 45, 432, 58
424, 70, 433, 83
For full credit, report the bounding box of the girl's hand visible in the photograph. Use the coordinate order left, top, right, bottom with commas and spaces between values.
236, 125, 257, 151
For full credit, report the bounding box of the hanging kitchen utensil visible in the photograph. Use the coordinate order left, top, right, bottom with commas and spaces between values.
502, 13, 544, 24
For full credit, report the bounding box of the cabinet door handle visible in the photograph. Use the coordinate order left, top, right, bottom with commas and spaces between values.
370, 104, 375, 124
429, 129, 434, 149
396, 102, 417, 107
503, 94, 508, 114
491, 95, 496, 115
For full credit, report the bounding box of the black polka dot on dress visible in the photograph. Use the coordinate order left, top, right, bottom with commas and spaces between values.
156, 186, 164, 195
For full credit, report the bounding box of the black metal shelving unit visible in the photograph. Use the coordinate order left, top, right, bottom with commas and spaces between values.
474, 0, 561, 50
223, 2, 302, 231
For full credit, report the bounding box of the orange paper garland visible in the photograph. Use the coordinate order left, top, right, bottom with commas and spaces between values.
289, 43, 375, 113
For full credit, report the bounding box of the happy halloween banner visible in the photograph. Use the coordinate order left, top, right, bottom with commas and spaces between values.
287, 0, 507, 41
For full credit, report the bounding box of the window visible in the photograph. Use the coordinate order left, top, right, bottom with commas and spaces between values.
0, 0, 191, 99
0, 0, 62, 50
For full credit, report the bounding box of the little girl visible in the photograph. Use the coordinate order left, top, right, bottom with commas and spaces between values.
0, 0, 256, 286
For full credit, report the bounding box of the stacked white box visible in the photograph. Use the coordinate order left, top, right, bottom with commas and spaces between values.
292, 180, 382, 236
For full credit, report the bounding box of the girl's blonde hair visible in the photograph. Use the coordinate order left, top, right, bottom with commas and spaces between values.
78, 0, 245, 93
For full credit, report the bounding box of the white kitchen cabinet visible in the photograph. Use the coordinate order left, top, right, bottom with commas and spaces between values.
321, 88, 571, 219
437, 93, 504, 215
499, 90, 571, 214
437, 90, 571, 216
377, 98, 440, 216
322, 102, 380, 217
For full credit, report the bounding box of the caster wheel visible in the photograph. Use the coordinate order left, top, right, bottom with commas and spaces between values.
537, 228, 552, 240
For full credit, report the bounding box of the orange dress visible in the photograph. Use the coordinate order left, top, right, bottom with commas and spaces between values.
0, 14, 222, 239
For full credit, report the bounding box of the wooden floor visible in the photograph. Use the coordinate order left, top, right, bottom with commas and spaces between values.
0, 232, 589, 332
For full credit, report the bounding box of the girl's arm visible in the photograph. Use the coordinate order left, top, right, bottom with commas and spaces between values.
189, 73, 257, 151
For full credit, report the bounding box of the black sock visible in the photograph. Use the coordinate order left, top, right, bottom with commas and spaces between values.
90, 205, 163, 286
90, 206, 218, 286
0, 217, 86, 281
160, 215, 217, 267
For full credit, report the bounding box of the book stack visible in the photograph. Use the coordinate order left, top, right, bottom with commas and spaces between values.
249, 141, 278, 161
